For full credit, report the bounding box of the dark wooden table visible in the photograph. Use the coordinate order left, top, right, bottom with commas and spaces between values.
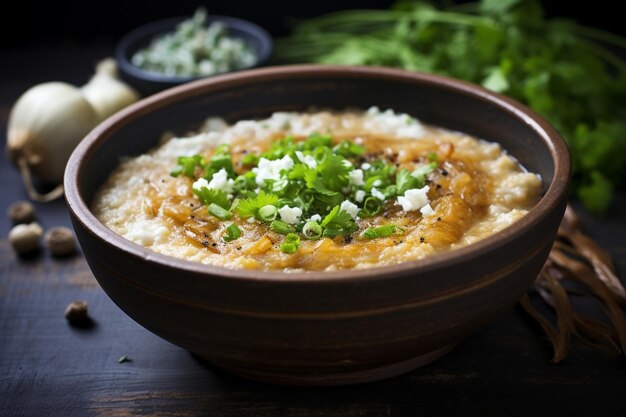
1, 43, 625, 417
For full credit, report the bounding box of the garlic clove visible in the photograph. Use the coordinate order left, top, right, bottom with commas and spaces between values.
81, 58, 140, 122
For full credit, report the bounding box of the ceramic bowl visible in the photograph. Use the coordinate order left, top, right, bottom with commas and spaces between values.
115, 15, 272, 95
65, 65, 570, 385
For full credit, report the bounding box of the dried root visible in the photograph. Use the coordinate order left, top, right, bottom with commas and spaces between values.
520, 204, 626, 362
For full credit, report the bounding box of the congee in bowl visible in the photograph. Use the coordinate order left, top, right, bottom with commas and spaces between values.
93, 107, 541, 271
65, 66, 570, 385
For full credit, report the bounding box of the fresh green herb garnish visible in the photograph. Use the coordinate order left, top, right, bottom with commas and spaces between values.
361, 196, 382, 217
172, 130, 439, 252
241, 153, 260, 166
275, 0, 626, 214
171, 155, 204, 178
362, 225, 404, 239
223, 223, 242, 242
280, 233, 301, 253
257, 205, 278, 222
131, 8, 256, 78
208, 203, 232, 220
270, 220, 295, 235
235, 191, 280, 219
333, 140, 365, 157
302, 221, 323, 239
193, 188, 230, 210
320, 206, 358, 237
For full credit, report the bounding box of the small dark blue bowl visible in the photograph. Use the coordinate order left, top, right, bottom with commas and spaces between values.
115, 15, 273, 96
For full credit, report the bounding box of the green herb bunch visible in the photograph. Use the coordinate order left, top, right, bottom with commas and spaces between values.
275, 0, 626, 214
171, 133, 435, 252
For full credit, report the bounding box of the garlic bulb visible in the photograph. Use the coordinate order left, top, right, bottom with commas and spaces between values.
82, 58, 140, 122
7, 82, 99, 199
6, 60, 140, 202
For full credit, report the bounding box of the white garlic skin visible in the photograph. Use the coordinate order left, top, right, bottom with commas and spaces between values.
81, 58, 140, 122
7, 82, 99, 184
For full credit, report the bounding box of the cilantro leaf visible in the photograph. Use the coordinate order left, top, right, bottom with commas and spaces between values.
192, 187, 230, 210
304, 168, 338, 196
235, 191, 280, 218
333, 140, 365, 157
321, 206, 358, 237
262, 136, 297, 160
316, 150, 351, 192
301, 132, 332, 150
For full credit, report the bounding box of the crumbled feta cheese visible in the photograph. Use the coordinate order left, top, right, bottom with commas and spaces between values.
191, 177, 209, 192
348, 169, 364, 186
208, 168, 234, 193
397, 186, 430, 212
309, 214, 322, 222
192, 169, 235, 194
371, 187, 386, 201
278, 205, 302, 224
342, 159, 353, 168
372, 179, 382, 187
253, 155, 294, 186
420, 203, 435, 217
295, 151, 317, 169
355, 190, 366, 203
361, 163, 371, 170
247, 217, 257, 224
340, 200, 360, 220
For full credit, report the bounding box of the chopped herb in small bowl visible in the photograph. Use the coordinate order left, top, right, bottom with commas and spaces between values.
115, 8, 272, 95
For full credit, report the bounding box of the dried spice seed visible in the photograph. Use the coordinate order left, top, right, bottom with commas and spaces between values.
44, 226, 76, 257
64, 300, 89, 325
9, 222, 42, 254
7, 200, 36, 224
117, 355, 131, 364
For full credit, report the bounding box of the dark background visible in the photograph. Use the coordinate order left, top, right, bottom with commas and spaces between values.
1, 0, 623, 46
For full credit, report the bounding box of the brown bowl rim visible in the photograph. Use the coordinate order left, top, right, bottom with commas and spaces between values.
65, 64, 571, 283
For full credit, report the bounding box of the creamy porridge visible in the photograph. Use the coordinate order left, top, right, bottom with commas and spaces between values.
93, 108, 542, 271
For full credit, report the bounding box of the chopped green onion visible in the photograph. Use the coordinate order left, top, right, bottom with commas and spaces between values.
270, 220, 295, 235
280, 233, 301, 253
257, 205, 278, 222
302, 221, 323, 239
223, 223, 242, 242
362, 197, 382, 217
208, 203, 232, 220
171, 155, 204, 178
242, 153, 260, 166
361, 224, 404, 239
427, 152, 438, 162
206, 153, 234, 177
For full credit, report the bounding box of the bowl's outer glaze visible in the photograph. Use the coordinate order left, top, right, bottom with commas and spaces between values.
115, 15, 273, 95
65, 65, 570, 385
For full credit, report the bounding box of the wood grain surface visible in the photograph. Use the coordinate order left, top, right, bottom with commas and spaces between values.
1, 43, 625, 417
